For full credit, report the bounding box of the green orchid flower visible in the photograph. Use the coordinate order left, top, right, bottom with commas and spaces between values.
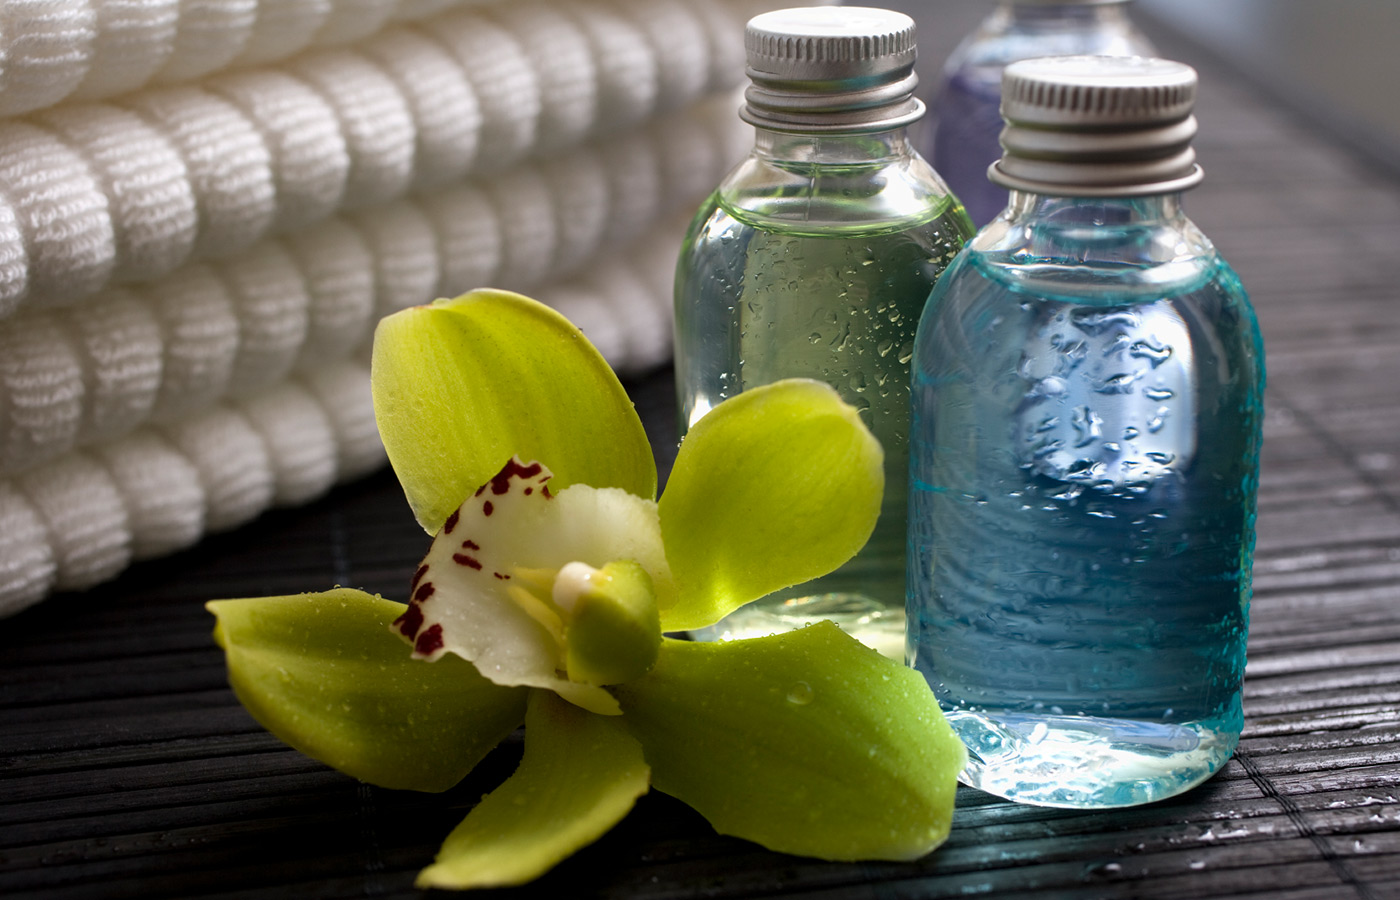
207, 289, 965, 891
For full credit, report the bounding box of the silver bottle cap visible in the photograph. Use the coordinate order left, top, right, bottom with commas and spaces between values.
741, 7, 923, 134
989, 55, 1204, 196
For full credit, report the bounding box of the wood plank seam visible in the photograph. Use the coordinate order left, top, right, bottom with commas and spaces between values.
1235, 745, 1381, 900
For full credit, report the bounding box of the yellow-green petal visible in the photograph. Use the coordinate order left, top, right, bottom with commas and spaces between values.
416, 689, 650, 890
208, 589, 527, 793
371, 289, 656, 534
657, 379, 884, 631
613, 623, 965, 861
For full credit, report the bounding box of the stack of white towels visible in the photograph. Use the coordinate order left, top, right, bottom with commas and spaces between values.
0, 0, 799, 617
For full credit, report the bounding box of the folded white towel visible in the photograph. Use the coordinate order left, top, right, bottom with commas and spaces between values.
0, 219, 688, 617
0, 0, 815, 615
0, 0, 758, 320
0, 95, 746, 478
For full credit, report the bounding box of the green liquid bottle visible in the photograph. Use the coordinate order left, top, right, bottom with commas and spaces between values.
673, 7, 973, 658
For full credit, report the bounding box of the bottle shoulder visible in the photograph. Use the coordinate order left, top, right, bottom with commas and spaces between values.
709, 151, 973, 238
957, 249, 1242, 306
939, 208, 1243, 305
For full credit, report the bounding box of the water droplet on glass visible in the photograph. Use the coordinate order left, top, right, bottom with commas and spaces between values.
1145, 386, 1174, 401
1097, 372, 1139, 394
1071, 308, 1139, 334
1130, 339, 1173, 366
1072, 406, 1103, 448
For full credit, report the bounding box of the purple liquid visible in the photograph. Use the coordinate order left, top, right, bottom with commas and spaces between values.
931, 69, 1007, 228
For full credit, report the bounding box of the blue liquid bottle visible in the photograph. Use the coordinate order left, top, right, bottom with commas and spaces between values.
921, 1, 1155, 228
908, 57, 1264, 807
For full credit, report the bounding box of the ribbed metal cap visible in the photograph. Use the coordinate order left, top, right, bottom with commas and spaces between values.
989, 55, 1204, 196
741, 7, 924, 134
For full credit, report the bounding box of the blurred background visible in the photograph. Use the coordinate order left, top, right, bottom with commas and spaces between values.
888, 0, 1400, 175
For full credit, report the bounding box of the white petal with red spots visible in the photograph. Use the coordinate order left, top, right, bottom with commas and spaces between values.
394, 457, 672, 714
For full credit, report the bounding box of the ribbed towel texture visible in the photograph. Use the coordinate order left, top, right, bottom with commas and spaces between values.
0, 0, 798, 617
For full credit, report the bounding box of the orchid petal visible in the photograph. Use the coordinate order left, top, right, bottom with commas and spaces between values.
371, 289, 655, 534
395, 458, 674, 714
614, 623, 964, 861
657, 379, 884, 632
208, 589, 526, 793
416, 689, 650, 890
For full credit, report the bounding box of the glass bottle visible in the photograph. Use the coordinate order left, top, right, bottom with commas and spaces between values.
674, 7, 974, 659
908, 56, 1265, 807
921, 0, 1156, 227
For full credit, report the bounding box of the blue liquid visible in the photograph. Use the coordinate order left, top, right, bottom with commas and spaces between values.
908, 244, 1264, 808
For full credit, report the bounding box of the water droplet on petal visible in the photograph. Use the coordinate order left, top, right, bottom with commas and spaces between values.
787, 681, 814, 705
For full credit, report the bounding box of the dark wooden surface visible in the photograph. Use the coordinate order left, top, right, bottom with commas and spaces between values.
4, 28, 1400, 900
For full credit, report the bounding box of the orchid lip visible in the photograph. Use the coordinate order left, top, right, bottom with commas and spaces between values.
392, 457, 668, 714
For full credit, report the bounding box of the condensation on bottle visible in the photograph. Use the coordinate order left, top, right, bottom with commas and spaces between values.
908, 56, 1265, 808
674, 7, 974, 658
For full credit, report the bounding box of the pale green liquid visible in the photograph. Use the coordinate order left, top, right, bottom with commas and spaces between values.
675, 194, 972, 658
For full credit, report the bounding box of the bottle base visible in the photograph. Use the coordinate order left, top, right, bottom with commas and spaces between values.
947, 709, 1238, 808
688, 592, 905, 660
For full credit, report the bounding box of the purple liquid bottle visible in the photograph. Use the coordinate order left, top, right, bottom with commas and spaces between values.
922, 1, 1156, 227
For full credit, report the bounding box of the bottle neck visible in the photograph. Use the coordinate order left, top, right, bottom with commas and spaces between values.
751, 126, 916, 167
1003, 191, 1186, 226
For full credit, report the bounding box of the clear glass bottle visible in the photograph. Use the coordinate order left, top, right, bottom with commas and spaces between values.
675, 7, 974, 658
908, 56, 1265, 807
920, 0, 1156, 227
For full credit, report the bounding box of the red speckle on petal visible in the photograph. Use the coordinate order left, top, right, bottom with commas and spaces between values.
453, 553, 483, 570
541, 485, 552, 499
494, 572, 510, 580
443, 509, 460, 534
524, 487, 533, 496
461, 539, 480, 551
410, 563, 428, 592
483, 501, 493, 516
394, 603, 424, 639
474, 483, 486, 498
415, 624, 444, 656
491, 459, 544, 495
414, 581, 435, 603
